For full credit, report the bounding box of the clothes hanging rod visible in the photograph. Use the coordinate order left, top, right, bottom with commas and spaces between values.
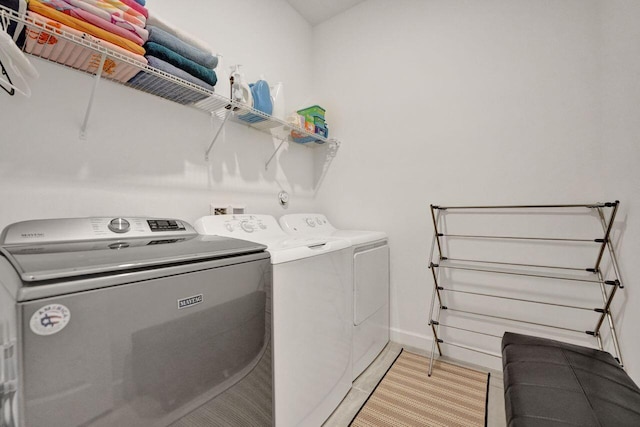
444, 257, 590, 272
432, 322, 503, 339
435, 264, 605, 284
445, 307, 587, 334
438, 341, 502, 359
432, 202, 617, 210
439, 233, 599, 243
439, 288, 596, 311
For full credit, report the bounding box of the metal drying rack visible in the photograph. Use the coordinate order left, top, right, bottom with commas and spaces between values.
426, 202, 624, 376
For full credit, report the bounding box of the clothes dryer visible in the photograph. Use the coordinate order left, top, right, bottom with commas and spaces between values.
279, 214, 389, 380
0, 217, 272, 427
194, 214, 352, 427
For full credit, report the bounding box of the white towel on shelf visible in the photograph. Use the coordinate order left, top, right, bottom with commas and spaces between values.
146, 12, 214, 56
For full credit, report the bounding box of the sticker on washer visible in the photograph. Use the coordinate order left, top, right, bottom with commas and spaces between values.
30, 304, 71, 336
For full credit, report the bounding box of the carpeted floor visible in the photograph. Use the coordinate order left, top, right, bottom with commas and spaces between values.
350, 350, 490, 427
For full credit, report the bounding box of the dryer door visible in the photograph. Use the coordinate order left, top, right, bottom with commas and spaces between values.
354, 244, 389, 325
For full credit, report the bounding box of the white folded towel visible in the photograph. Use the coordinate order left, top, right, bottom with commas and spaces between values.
146, 12, 214, 56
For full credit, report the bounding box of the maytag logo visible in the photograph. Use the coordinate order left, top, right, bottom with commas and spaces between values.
21, 233, 45, 239
177, 294, 203, 309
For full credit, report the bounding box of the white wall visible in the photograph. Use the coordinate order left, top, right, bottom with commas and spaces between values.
312, 0, 623, 372
0, 0, 324, 229
600, 0, 640, 380
2, 0, 638, 382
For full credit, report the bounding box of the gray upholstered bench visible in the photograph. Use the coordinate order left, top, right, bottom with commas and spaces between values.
502, 332, 640, 426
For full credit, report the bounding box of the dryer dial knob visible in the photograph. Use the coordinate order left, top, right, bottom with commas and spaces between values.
305, 218, 316, 227
241, 221, 255, 232
108, 218, 130, 233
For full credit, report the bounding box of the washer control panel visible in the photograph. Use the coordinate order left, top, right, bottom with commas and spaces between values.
108, 218, 130, 234
219, 216, 268, 234
147, 219, 186, 232
1, 217, 195, 245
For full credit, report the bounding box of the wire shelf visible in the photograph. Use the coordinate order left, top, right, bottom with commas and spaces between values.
0, 5, 338, 149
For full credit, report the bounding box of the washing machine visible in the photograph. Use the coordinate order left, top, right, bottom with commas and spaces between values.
0, 217, 273, 427
194, 214, 352, 427
279, 214, 389, 380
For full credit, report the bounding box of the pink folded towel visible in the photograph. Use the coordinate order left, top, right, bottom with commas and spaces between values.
119, 0, 147, 19
38, 0, 144, 45
65, 0, 148, 41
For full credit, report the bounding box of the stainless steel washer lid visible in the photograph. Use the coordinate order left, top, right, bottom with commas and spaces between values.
0, 217, 267, 282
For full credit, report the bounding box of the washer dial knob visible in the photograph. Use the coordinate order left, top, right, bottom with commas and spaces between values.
305, 218, 316, 227
241, 221, 255, 232
108, 218, 130, 234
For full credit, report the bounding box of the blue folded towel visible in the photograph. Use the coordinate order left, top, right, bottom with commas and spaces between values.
127, 55, 215, 105
133, 0, 144, 5
144, 42, 217, 86
147, 26, 218, 69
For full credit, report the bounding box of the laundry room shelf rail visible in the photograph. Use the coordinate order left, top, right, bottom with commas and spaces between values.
0, 5, 339, 164
426, 202, 624, 376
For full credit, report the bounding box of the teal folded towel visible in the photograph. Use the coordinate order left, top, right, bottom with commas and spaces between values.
145, 42, 217, 86
147, 26, 217, 69
128, 55, 214, 105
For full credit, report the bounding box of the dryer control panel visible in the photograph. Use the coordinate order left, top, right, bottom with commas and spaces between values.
1, 217, 196, 245
195, 214, 285, 239
278, 213, 335, 234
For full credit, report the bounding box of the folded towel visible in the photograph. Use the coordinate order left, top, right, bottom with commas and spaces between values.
147, 26, 217, 69
36, 0, 145, 46
65, 0, 148, 41
145, 41, 217, 86
119, 0, 146, 19
127, 55, 214, 104
78, 0, 145, 28
102, 0, 146, 26
28, 0, 145, 55
0, 0, 28, 47
133, 0, 144, 5
147, 12, 214, 56
26, 11, 146, 82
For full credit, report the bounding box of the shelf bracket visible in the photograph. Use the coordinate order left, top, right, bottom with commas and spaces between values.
79, 52, 107, 140
204, 110, 231, 161
265, 136, 287, 170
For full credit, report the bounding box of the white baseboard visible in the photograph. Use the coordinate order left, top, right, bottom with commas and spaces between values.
389, 327, 434, 352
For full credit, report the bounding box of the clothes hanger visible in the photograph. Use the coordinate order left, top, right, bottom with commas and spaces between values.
0, 9, 38, 97
0, 57, 15, 95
